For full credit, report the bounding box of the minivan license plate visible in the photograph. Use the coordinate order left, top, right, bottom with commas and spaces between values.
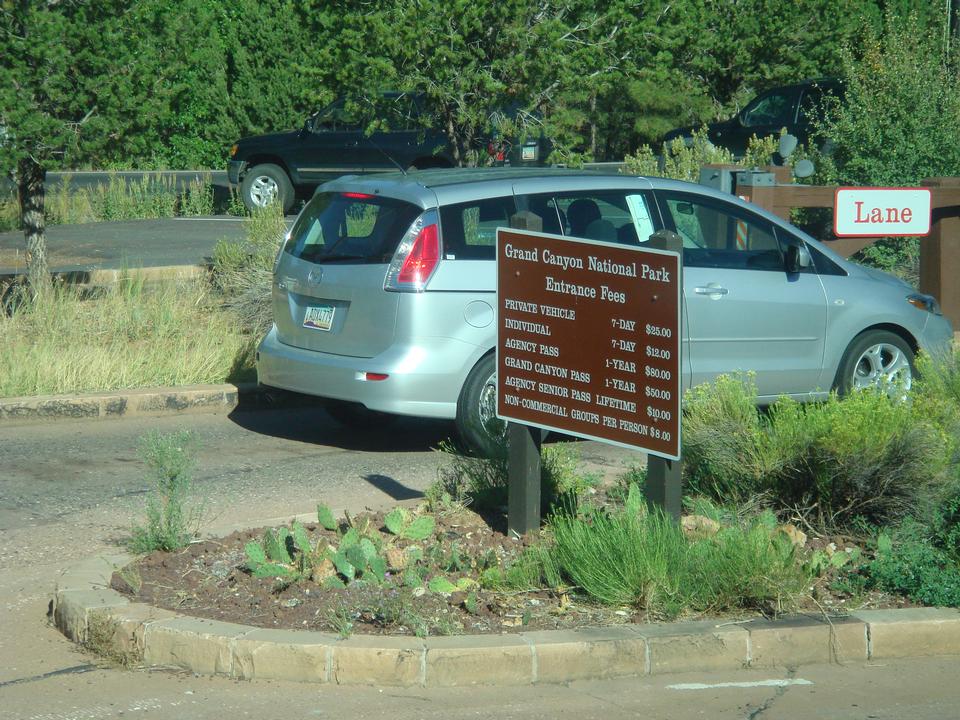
303, 305, 335, 331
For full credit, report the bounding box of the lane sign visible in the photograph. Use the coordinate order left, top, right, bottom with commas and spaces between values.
496, 228, 682, 460
834, 187, 931, 237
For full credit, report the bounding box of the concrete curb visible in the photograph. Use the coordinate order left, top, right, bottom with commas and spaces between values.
0, 384, 241, 423
0, 383, 313, 424
52, 551, 960, 687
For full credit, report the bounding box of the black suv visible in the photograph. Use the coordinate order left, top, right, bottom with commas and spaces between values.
228, 93, 549, 213
662, 79, 843, 157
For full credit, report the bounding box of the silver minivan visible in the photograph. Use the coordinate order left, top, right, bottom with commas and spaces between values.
257, 168, 954, 450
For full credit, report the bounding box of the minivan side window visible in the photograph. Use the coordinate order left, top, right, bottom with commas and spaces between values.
658, 192, 784, 271
439, 195, 517, 260
519, 190, 658, 245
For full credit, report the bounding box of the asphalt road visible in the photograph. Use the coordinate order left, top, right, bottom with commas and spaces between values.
0, 169, 263, 276
0, 216, 248, 275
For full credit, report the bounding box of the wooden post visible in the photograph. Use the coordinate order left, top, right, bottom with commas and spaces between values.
507, 423, 542, 537
644, 229, 684, 521
506, 210, 544, 537
921, 178, 960, 331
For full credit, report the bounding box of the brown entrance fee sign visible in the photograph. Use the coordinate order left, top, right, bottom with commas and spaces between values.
496, 228, 681, 460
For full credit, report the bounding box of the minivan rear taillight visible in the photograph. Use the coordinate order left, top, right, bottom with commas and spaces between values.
384, 210, 441, 292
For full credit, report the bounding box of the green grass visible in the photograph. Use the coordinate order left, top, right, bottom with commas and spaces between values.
549, 499, 809, 619
0, 276, 254, 397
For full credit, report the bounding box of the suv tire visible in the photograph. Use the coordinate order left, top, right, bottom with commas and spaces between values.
240, 163, 294, 214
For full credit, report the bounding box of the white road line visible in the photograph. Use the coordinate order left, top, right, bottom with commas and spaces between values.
667, 679, 813, 690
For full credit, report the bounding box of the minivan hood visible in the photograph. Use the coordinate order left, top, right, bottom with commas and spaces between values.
853, 263, 914, 291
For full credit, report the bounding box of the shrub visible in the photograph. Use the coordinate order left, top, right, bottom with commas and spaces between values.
129, 431, 203, 553
623, 128, 783, 182
679, 374, 773, 504
548, 490, 807, 618
860, 520, 960, 608
429, 438, 594, 516
682, 375, 951, 531
210, 201, 285, 338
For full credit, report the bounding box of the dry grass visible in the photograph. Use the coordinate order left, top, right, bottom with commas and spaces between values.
0, 276, 254, 397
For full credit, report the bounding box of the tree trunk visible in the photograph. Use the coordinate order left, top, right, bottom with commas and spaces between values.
589, 92, 597, 161
17, 157, 50, 298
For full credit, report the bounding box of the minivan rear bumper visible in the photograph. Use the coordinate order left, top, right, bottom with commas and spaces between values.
256, 325, 479, 419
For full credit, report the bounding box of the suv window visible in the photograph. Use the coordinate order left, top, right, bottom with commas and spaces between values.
520, 190, 658, 244
312, 100, 363, 132
439, 195, 517, 260
797, 82, 841, 126
658, 192, 784, 271
740, 89, 796, 128
285, 192, 421, 264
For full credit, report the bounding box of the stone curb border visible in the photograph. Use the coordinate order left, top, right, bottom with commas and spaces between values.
53, 552, 960, 687
0, 383, 312, 424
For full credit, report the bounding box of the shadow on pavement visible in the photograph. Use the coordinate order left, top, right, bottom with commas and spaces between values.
363, 474, 425, 501
227, 405, 454, 453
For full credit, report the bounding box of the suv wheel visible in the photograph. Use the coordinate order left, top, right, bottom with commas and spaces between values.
240, 163, 294, 213
455, 354, 506, 454
834, 329, 915, 398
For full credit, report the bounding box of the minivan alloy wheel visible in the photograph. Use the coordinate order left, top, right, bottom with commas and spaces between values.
835, 329, 916, 399
851, 341, 912, 394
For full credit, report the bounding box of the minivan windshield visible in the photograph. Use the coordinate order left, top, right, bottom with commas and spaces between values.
285, 192, 422, 264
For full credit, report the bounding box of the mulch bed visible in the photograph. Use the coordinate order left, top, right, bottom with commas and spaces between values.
113, 504, 913, 637
112, 507, 647, 637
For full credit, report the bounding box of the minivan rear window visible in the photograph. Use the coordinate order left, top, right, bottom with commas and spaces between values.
285, 192, 422, 264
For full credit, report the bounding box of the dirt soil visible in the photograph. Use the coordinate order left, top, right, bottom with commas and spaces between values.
114, 506, 913, 638
114, 507, 654, 637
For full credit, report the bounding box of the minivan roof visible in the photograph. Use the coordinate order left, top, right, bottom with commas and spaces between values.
321, 167, 645, 207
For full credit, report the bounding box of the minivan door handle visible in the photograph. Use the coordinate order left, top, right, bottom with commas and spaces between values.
694, 285, 729, 297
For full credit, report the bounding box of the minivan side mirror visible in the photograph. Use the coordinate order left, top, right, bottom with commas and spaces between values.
785, 242, 812, 273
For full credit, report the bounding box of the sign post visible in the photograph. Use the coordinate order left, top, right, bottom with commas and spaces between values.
506, 211, 544, 537
644, 230, 684, 519
496, 226, 683, 533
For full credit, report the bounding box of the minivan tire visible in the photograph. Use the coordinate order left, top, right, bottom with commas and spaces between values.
240, 163, 294, 214
834, 329, 915, 396
455, 354, 505, 455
